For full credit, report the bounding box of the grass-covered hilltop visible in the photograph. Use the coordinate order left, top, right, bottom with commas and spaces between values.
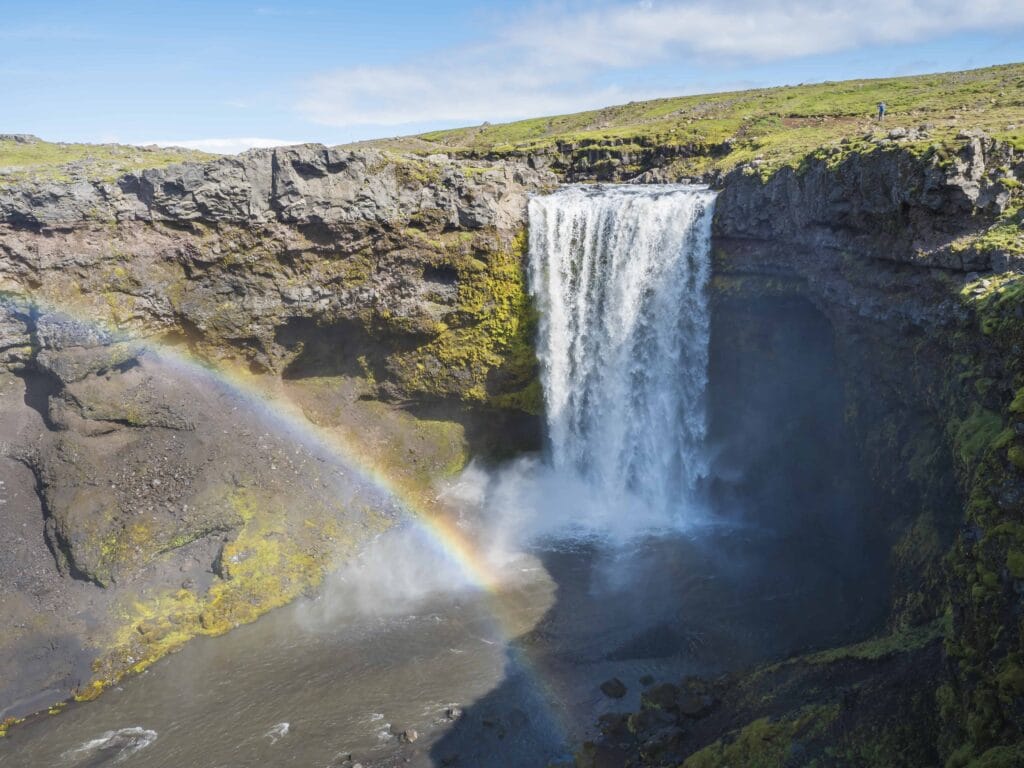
361, 62, 1024, 180
4, 62, 1022, 188
0, 61, 1019, 189
0, 133, 213, 186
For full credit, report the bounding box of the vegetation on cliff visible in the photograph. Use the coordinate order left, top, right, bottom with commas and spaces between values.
385, 229, 541, 413
378, 63, 1024, 181
936, 270, 1024, 765
0, 134, 213, 186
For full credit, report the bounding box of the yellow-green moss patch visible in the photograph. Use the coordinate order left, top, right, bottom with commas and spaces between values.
388, 230, 541, 412
681, 705, 839, 768
79, 487, 359, 700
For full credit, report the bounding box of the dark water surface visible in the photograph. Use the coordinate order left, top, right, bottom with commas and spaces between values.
1, 524, 882, 768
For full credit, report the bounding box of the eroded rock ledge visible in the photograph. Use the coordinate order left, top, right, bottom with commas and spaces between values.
0, 147, 552, 723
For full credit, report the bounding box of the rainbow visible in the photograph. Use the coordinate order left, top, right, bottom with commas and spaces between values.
4, 296, 573, 751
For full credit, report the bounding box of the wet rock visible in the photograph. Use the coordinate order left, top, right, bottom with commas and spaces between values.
627, 708, 675, 741
399, 728, 418, 744
639, 725, 686, 763
445, 704, 462, 721
677, 692, 716, 719
480, 714, 508, 739
600, 677, 627, 699
640, 682, 679, 711
996, 480, 1024, 512
507, 708, 529, 730
576, 741, 634, 768
597, 712, 635, 748
677, 675, 717, 718
0, 297, 32, 369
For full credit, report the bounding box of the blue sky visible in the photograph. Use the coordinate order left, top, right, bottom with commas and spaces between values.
4, 1, 1024, 153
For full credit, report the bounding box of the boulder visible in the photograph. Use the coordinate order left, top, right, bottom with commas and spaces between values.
600, 677, 627, 699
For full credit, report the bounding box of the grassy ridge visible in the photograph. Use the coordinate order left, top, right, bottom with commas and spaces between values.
0, 135, 214, 186
366, 63, 1024, 176
2, 63, 1022, 186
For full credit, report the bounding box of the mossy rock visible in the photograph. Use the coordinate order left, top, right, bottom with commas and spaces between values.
386, 229, 541, 413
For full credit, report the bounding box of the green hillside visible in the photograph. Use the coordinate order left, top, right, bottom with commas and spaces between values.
365, 63, 1024, 177
0, 135, 214, 187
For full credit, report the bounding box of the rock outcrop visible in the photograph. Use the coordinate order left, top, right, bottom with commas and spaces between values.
1, 144, 545, 230
0, 145, 553, 401
578, 135, 1024, 767
714, 133, 1023, 272
0, 145, 553, 722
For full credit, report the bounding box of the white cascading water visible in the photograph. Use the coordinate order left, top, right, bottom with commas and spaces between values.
527, 184, 716, 526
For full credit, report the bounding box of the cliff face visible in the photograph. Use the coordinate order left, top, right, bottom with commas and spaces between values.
1, 131, 1023, 767
0, 146, 553, 722
715, 131, 1022, 272
582, 138, 1024, 767
0, 145, 553, 400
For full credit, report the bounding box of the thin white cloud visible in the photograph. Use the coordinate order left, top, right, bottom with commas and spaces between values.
300, 66, 635, 127
146, 137, 306, 155
502, 0, 1024, 65
298, 0, 1024, 128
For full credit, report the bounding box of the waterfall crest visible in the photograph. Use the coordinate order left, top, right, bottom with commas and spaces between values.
527, 185, 716, 525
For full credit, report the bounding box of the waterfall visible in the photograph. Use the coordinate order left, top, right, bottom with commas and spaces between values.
527, 184, 716, 525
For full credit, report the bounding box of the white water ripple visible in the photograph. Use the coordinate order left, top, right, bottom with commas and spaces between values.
264, 722, 290, 744
63, 727, 158, 765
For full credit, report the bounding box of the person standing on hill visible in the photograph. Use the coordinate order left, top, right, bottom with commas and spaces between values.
877, 101, 887, 120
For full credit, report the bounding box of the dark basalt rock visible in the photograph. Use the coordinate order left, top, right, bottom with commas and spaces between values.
600, 677, 627, 699
714, 136, 1022, 272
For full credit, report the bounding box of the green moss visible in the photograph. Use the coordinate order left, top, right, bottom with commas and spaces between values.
807, 617, 946, 665
1009, 389, 1024, 416
79, 487, 361, 701
79, 501, 239, 588
941, 269, 1024, 760
490, 377, 544, 415
964, 745, 1024, 768
962, 274, 1024, 339
681, 705, 838, 768
1007, 444, 1024, 471
994, 657, 1024, 698
389, 230, 541, 413
1003, 548, 1024, 581
383, 151, 443, 187
950, 407, 1003, 466
0, 717, 23, 738
955, 213, 1024, 264
0, 137, 214, 186
361, 63, 1024, 180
